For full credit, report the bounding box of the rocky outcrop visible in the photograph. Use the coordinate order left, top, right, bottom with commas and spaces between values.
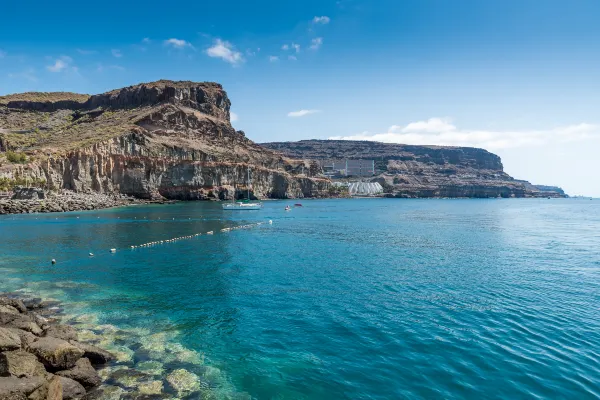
0, 294, 112, 399
262, 140, 568, 198
0, 81, 330, 208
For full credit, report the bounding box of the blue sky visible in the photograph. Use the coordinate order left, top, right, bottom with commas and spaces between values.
2, 0, 600, 196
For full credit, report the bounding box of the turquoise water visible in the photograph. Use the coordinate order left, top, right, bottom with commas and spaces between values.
1, 199, 599, 399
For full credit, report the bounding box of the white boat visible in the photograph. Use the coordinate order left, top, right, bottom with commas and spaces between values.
222, 166, 263, 210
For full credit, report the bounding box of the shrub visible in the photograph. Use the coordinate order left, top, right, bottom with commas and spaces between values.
6, 151, 27, 164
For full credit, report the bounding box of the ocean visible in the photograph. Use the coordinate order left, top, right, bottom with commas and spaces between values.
1, 198, 599, 399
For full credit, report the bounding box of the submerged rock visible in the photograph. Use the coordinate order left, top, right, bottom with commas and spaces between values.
0, 350, 47, 378
166, 368, 201, 397
28, 336, 84, 369
0, 327, 22, 351
137, 380, 163, 395
56, 357, 101, 389
81, 384, 125, 400
69, 341, 114, 365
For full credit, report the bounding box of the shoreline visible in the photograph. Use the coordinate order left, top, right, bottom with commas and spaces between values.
0, 291, 212, 399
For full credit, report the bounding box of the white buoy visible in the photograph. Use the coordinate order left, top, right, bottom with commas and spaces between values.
89, 253, 94, 257
51, 259, 56, 265
269, 220, 273, 225
110, 248, 116, 253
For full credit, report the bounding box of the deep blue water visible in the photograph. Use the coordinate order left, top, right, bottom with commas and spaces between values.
1, 199, 599, 399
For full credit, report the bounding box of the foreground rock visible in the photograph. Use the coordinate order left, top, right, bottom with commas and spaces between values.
0, 295, 114, 399
28, 337, 84, 370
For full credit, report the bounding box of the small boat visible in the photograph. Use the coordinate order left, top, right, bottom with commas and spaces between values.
285, 206, 291, 211
294, 203, 303, 207
223, 166, 263, 210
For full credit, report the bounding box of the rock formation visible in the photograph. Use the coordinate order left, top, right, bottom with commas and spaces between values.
0, 80, 329, 201
261, 140, 567, 198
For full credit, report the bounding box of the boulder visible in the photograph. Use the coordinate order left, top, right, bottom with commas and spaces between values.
59, 376, 86, 400
0, 297, 27, 313
0, 376, 46, 400
0, 306, 19, 315
0, 350, 47, 378
21, 298, 44, 311
27, 313, 51, 331
46, 376, 63, 400
0, 327, 21, 351
28, 337, 84, 370
0, 312, 43, 335
6, 328, 37, 349
69, 341, 114, 364
45, 325, 78, 342
56, 358, 100, 389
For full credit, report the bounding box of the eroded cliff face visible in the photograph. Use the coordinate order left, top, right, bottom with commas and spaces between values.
0, 81, 329, 199
262, 140, 567, 198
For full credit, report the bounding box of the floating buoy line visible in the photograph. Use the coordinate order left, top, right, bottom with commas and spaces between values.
49, 220, 273, 264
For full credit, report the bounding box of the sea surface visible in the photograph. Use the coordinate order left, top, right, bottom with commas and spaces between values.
0, 198, 599, 399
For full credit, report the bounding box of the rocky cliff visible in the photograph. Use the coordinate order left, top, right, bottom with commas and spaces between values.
0, 81, 329, 200
261, 140, 567, 198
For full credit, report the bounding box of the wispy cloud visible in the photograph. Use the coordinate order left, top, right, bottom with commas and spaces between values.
288, 55, 297, 61
142, 38, 151, 44
288, 109, 321, 117
312, 16, 330, 24
164, 38, 194, 49
282, 44, 289, 51
206, 39, 244, 65
309, 37, 323, 50
111, 49, 123, 58
8, 68, 37, 82
0, 50, 6, 58
329, 117, 600, 150
282, 43, 301, 53
46, 56, 73, 72
76, 49, 97, 55
230, 112, 238, 122
269, 55, 279, 62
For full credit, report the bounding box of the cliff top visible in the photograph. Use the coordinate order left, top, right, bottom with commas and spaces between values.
0, 80, 232, 153
0, 92, 90, 105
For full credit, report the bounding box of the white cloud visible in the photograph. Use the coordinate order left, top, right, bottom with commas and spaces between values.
76, 49, 96, 55
46, 56, 73, 72
230, 112, 238, 122
111, 49, 122, 58
282, 44, 289, 50
288, 55, 297, 61
292, 43, 300, 53
142, 37, 151, 43
310, 37, 323, 50
313, 16, 330, 24
206, 39, 243, 65
164, 38, 194, 49
329, 117, 600, 150
8, 68, 37, 82
288, 109, 321, 117
269, 55, 279, 62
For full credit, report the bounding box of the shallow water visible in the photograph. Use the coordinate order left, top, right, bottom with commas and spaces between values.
1, 199, 599, 399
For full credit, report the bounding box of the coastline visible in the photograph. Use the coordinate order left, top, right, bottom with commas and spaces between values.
0, 289, 220, 399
